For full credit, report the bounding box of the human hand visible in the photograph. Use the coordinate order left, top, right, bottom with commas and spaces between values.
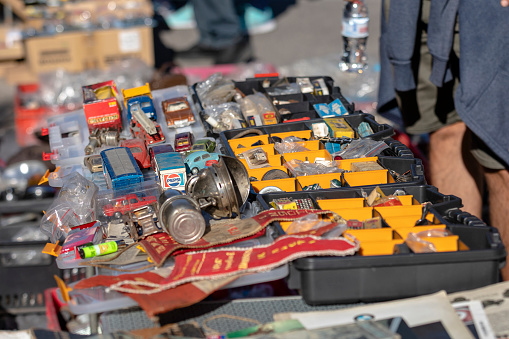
502, 0, 509, 7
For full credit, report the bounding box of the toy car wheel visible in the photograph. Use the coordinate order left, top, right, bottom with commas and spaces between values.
191, 167, 199, 175
114, 212, 122, 219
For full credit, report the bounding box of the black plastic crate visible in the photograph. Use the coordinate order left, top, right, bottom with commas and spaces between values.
256, 185, 505, 305
0, 240, 60, 314
292, 222, 504, 305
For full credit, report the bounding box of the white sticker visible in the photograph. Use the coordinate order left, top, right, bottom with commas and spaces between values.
118, 30, 141, 53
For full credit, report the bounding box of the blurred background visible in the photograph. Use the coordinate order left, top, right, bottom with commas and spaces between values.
0, 0, 386, 331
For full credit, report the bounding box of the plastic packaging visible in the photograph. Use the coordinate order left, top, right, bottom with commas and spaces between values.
274, 136, 310, 154
285, 214, 330, 235
203, 102, 246, 133
40, 172, 98, 243
333, 138, 389, 159
195, 73, 236, 107
284, 159, 343, 177
406, 229, 453, 253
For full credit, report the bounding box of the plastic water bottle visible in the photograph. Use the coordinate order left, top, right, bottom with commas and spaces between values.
339, 0, 369, 72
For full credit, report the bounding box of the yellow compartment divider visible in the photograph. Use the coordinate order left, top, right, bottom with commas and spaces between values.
383, 215, 436, 229
317, 198, 366, 210
234, 144, 276, 157
420, 235, 459, 252
229, 135, 269, 150
337, 157, 379, 171
374, 205, 424, 218
345, 228, 395, 242
247, 166, 289, 181
394, 225, 447, 239
397, 195, 415, 206
359, 240, 404, 256
330, 207, 374, 221
251, 177, 297, 193
296, 173, 343, 190
270, 130, 312, 141
343, 169, 389, 187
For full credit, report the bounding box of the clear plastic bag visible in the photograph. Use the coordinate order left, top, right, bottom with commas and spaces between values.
274, 136, 310, 154
286, 214, 330, 235
284, 159, 343, 177
406, 229, 453, 253
40, 172, 98, 243
195, 73, 236, 107
203, 102, 246, 133
333, 138, 389, 159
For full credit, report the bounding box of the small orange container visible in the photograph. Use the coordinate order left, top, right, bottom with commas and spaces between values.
337, 157, 379, 171
247, 166, 289, 181
358, 240, 405, 256
251, 177, 297, 193
297, 173, 343, 190
343, 169, 391, 187
317, 198, 366, 210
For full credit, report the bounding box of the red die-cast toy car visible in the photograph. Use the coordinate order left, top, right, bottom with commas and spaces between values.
102, 194, 157, 219
174, 131, 194, 153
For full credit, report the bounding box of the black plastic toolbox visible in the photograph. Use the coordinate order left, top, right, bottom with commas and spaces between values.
256, 185, 506, 305
257, 185, 462, 235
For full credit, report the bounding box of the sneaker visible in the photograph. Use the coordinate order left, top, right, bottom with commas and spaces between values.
165, 3, 196, 30
244, 5, 277, 35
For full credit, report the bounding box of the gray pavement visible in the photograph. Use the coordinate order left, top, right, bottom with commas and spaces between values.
162, 0, 383, 116
164, 0, 381, 70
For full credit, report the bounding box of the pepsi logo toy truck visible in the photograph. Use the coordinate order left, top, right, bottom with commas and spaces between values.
152, 150, 186, 191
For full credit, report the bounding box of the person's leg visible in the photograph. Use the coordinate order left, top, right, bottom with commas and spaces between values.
395, 0, 483, 217
428, 122, 483, 217
470, 133, 509, 280
484, 168, 509, 280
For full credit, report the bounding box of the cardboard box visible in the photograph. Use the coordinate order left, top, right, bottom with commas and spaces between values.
93, 26, 154, 69
0, 25, 24, 61
25, 31, 93, 73
82, 80, 123, 131
5, 62, 38, 85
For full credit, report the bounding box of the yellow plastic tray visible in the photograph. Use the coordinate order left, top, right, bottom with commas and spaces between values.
229, 135, 269, 150
297, 173, 343, 191
358, 239, 405, 256
337, 157, 379, 171
251, 177, 297, 193
317, 198, 366, 210
247, 166, 289, 181
343, 169, 390, 187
